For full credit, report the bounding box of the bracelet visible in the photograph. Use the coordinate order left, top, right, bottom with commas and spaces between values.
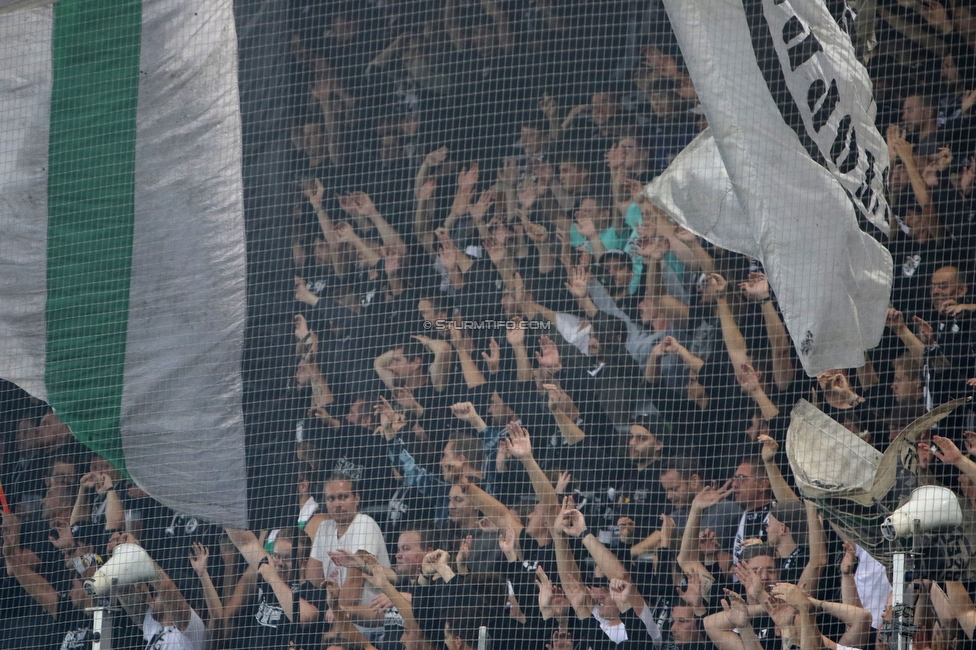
578, 528, 591, 540
258, 557, 269, 569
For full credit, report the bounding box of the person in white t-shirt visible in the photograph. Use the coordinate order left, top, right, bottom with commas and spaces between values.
109, 533, 208, 650
142, 607, 207, 650
306, 475, 391, 639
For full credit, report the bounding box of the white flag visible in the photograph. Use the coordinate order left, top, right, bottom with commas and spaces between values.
647, 0, 892, 376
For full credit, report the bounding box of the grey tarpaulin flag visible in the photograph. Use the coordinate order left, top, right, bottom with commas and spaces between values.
787, 397, 974, 577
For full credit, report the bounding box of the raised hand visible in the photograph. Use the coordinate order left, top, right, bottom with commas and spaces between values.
564, 265, 590, 299
609, 579, 634, 613
638, 234, 670, 261
535, 336, 561, 369
499, 525, 518, 561
557, 504, 588, 538
350, 190, 378, 217
48, 518, 74, 551
294, 313, 311, 343
417, 178, 437, 200
699, 528, 720, 556
329, 549, 366, 569
481, 337, 500, 374
673, 225, 698, 243
536, 566, 555, 608
364, 562, 391, 589
542, 383, 575, 416
422, 550, 450, 579
294, 275, 317, 306
659, 513, 676, 549
963, 430, 976, 456
918, 0, 951, 31
506, 316, 526, 347
303, 178, 325, 209
739, 273, 770, 302
940, 300, 976, 318
926, 435, 965, 466
758, 434, 778, 463
458, 163, 480, 193
735, 362, 763, 394
337, 194, 359, 217
456, 534, 473, 574
913, 315, 935, 347
576, 216, 598, 239
506, 421, 533, 459
651, 335, 680, 358
369, 592, 394, 615
840, 541, 858, 576
333, 221, 357, 243
886, 308, 905, 330
451, 401, 481, 426
691, 480, 733, 511
469, 188, 495, 221
424, 146, 449, 167
734, 561, 766, 603
374, 395, 406, 437
555, 471, 572, 494
699, 273, 728, 302
721, 589, 752, 628
770, 582, 811, 612
93, 472, 115, 495
189, 541, 210, 576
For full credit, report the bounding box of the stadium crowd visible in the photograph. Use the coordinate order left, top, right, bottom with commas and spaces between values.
3, 1, 976, 649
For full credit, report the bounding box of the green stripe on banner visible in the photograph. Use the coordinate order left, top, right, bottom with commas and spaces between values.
47, 0, 142, 472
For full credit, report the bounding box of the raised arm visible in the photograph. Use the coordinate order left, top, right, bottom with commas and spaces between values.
636, 223, 690, 323
771, 583, 825, 650
677, 482, 731, 573
448, 325, 488, 389
364, 561, 427, 637
413, 334, 453, 392
189, 542, 224, 629
562, 508, 631, 582
414, 179, 438, 256
888, 126, 931, 210
359, 192, 406, 256
709, 274, 751, 370
2, 514, 58, 618
552, 498, 595, 620
758, 435, 798, 503
886, 308, 925, 362
809, 595, 873, 650
334, 221, 382, 268
927, 435, 976, 488
740, 273, 794, 391
507, 422, 559, 521
543, 383, 586, 446
795, 501, 826, 596
705, 589, 758, 650
505, 317, 533, 382
462, 481, 523, 532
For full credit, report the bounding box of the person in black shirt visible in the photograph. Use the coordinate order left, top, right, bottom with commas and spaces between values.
730, 457, 773, 567
765, 501, 812, 590
704, 544, 782, 650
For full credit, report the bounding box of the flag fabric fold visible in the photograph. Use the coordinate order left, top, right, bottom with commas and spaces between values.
647, 0, 893, 376
0, 0, 249, 528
